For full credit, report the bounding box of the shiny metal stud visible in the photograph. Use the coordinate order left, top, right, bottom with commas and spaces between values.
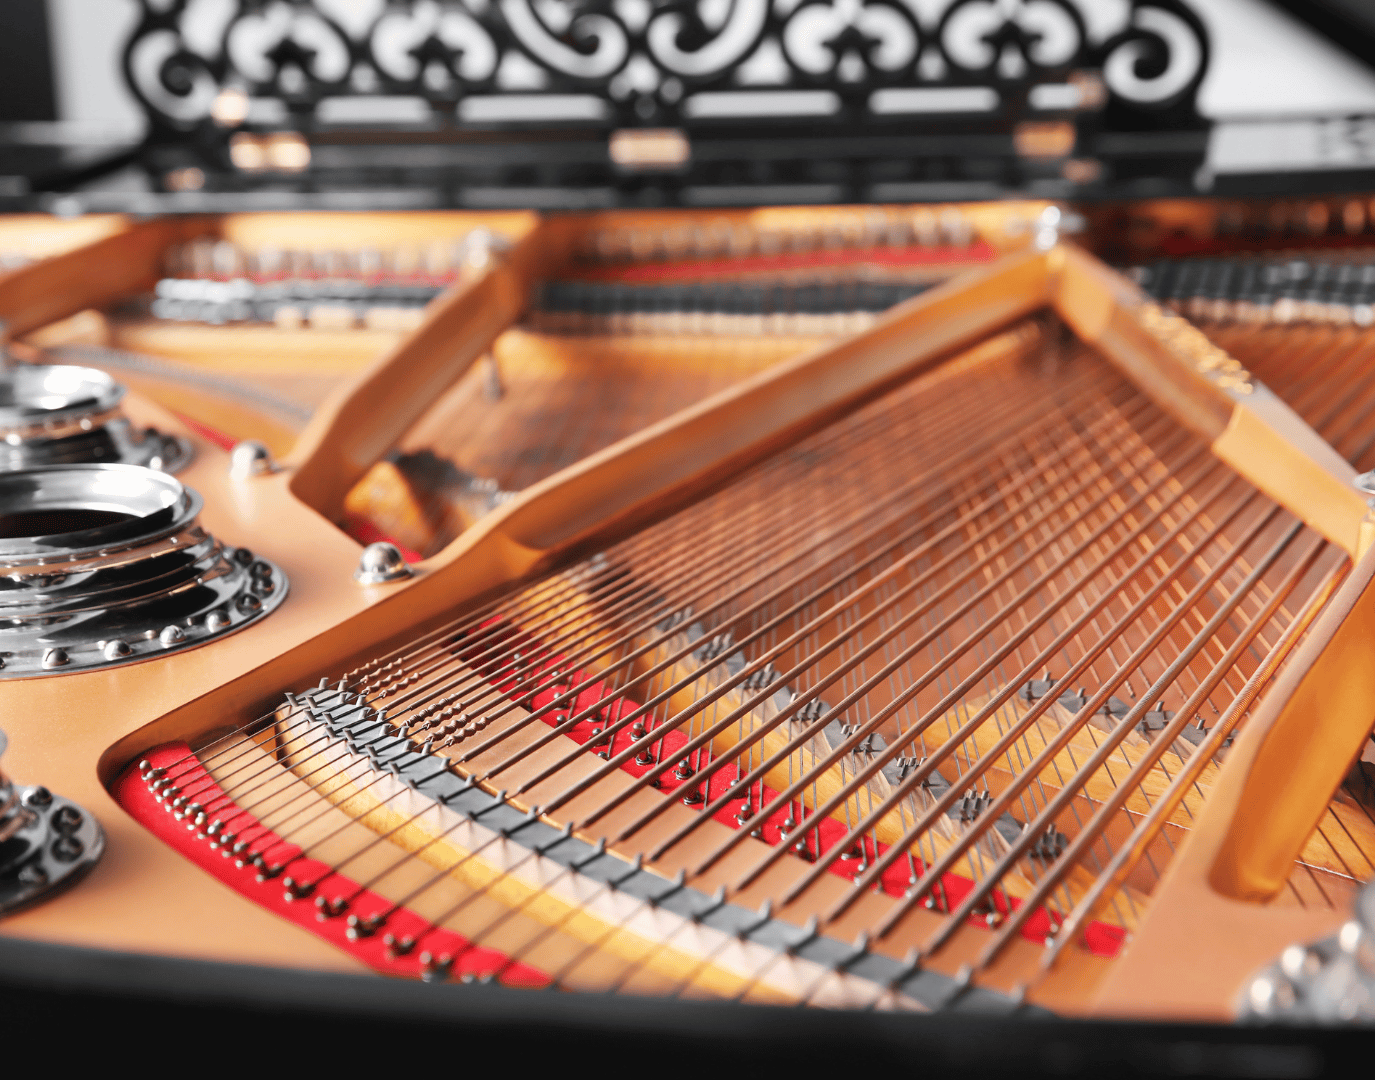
354, 542, 412, 585
41, 648, 69, 669
159, 625, 186, 646
229, 440, 274, 479
205, 610, 231, 632
102, 640, 131, 661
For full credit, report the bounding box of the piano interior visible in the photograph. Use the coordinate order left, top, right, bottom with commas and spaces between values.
5, 0, 1375, 1054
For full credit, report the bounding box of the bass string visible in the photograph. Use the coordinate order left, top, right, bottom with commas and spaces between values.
484, 369, 1160, 802
529, 374, 1179, 828
349, 332, 1028, 709
152, 698, 318, 798
153, 328, 1342, 996
200, 360, 1226, 919
956, 519, 1312, 971
1008, 528, 1332, 973
1216, 326, 1375, 468
182, 470, 1056, 979
684, 448, 1243, 902
363, 461, 887, 752
1192, 326, 1375, 905
169, 324, 1072, 990
238, 731, 814, 1003
185, 688, 961, 1007
699, 416, 1282, 912
1042, 548, 1350, 969
726, 445, 1270, 919
718, 451, 1253, 908
547, 368, 1171, 875
366, 333, 1105, 772
371, 320, 1045, 698
164, 573, 545, 785
374, 385, 946, 741
865, 501, 1292, 947
431, 357, 1215, 941
579, 409, 1208, 853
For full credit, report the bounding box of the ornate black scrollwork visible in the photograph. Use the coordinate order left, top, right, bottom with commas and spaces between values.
1097, 0, 1209, 119
115, 0, 1209, 200
935, 0, 1087, 84
122, 0, 1208, 131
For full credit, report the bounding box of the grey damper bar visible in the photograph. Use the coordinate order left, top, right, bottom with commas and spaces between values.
299, 684, 1038, 1015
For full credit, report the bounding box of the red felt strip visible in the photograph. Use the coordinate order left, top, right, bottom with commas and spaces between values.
119, 616, 1126, 987
172, 413, 237, 452
114, 742, 549, 986
468, 619, 1126, 958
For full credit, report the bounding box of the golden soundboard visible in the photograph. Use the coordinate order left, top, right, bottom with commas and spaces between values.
4, 192, 1375, 1037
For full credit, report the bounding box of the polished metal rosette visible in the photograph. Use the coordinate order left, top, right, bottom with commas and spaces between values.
0, 362, 190, 472
0, 464, 287, 678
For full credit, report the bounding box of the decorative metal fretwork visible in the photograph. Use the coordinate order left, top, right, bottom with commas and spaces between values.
119, 0, 1211, 202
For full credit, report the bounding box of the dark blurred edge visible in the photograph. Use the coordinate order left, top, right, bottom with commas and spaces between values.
0, 935, 1361, 1074
1268, 0, 1375, 71
0, 0, 56, 122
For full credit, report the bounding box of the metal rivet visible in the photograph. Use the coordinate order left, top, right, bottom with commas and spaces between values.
102, 640, 131, 661
354, 542, 412, 585
41, 648, 69, 669
159, 625, 186, 646
206, 610, 231, 632
229, 440, 274, 479
237, 592, 262, 615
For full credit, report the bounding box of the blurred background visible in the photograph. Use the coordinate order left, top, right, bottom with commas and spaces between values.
6, 1, 1375, 133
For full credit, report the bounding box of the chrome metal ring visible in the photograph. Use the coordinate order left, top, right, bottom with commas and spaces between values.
0, 464, 287, 678
0, 363, 191, 472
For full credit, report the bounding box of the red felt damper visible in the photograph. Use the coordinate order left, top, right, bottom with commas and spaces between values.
114, 742, 550, 985
467, 620, 1126, 959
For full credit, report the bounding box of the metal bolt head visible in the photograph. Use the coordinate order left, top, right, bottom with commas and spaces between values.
17, 863, 47, 886
50, 834, 84, 863
1280, 943, 1318, 981
102, 639, 131, 661
229, 440, 274, 479
41, 647, 69, 669
159, 624, 185, 646
1248, 974, 1277, 1014
354, 542, 412, 585
205, 610, 231, 632
51, 805, 83, 833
